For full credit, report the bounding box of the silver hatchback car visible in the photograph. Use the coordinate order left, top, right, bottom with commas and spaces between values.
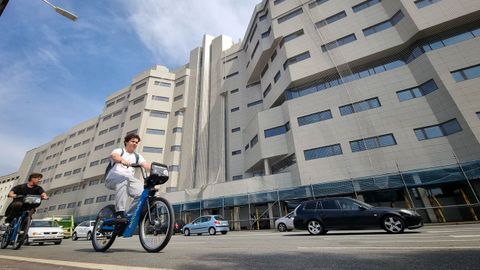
183, 215, 229, 236
275, 212, 295, 232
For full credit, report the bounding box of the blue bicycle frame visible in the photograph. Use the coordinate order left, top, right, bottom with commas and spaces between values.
100, 188, 151, 237
6, 211, 28, 242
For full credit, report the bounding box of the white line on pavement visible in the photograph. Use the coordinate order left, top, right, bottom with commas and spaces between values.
449, 235, 480, 238
0, 255, 173, 270
297, 246, 480, 251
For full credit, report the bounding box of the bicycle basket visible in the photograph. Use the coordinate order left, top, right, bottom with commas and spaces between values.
23, 195, 42, 205
147, 162, 169, 186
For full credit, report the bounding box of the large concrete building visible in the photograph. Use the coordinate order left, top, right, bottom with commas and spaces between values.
2, 0, 480, 228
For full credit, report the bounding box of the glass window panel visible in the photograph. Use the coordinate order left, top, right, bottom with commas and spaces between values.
379, 134, 396, 146
451, 71, 465, 82
412, 87, 423, 97
350, 141, 363, 152
369, 98, 380, 108
415, 129, 426, 140
424, 126, 443, 139
373, 65, 386, 73
472, 27, 480, 37
397, 90, 414, 101
384, 60, 404, 70
442, 32, 474, 46
339, 105, 354, 115
429, 40, 444, 50
463, 65, 480, 80
421, 80, 438, 94
441, 119, 462, 135
364, 138, 379, 149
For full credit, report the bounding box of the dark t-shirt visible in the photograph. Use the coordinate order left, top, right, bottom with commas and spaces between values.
10, 184, 45, 202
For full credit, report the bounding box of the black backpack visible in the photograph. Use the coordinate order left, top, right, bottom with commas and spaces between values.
104, 149, 139, 178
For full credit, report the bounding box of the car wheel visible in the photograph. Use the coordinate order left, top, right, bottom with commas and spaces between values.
383, 215, 405, 234
221, 231, 227, 235
54, 240, 62, 245
208, 227, 216, 235
277, 223, 287, 232
86, 232, 92, 240
307, 220, 324, 235
72, 232, 78, 241
183, 228, 190, 236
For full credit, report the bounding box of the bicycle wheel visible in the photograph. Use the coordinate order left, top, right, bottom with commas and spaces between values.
13, 216, 30, 250
1, 226, 11, 249
92, 205, 117, 252
139, 197, 174, 252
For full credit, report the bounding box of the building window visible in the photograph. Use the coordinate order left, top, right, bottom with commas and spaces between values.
363, 10, 404, 36
58, 204, 66, 210
154, 81, 171, 87
175, 110, 184, 116
250, 135, 259, 148
150, 111, 168, 118
99, 129, 108, 135
414, 119, 462, 141
352, 0, 381, 13
350, 133, 397, 152
175, 80, 185, 87
64, 171, 72, 176
109, 125, 119, 132
414, 0, 442, 9
315, 11, 347, 28
321, 34, 357, 52
96, 196, 107, 203
90, 160, 99, 167
109, 194, 115, 201
152, 95, 169, 102
397, 79, 439, 101
274, 71, 281, 83
60, 159, 67, 165
261, 64, 269, 78
78, 153, 86, 159
135, 81, 147, 89
174, 94, 184, 102
143, 147, 163, 153
100, 158, 110, 164
232, 175, 243, 180
259, 10, 268, 21
263, 84, 272, 98
232, 150, 242, 156
280, 29, 304, 46
127, 129, 138, 135
130, 112, 141, 120
231, 107, 240, 113
67, 202, 76, 209
247, 100, 263, 107
271, 50, 277, 62
231, 127, 241, 133
245, 144, 250, 150
230, 88, 239, 94
116, 96, 125, 103
451, 64, 480, 82
309, 0, 329, 9
224, 72, 239, 79
283, 51, 311, 70
113, 110, 122, 117
264, 122, 290, 138
105, 140, 115, 147
304, 144, 343, 160
49, 205, 56, 211
73, 142, 81, 148
477, 112, 480, 120
133, 96, 145, 105
82, 139, 90, 144
146, 128, 165, 135
94, 144, 104, 151
261, 27, 271, 38
298, 109, 333, 126
84, 198, 94, 205
89, 179, 99, 186
64, 146, 71, 151
251, 41, 260, 59
339, 97, 381, 116
170, 145, 181, 151
273, 0, 285, 5
173, 127, 183, 133
278, 8, 303, 24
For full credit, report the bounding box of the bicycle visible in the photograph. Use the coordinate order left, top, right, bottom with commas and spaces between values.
91, 162, 175, 253
1, 195, 43, 250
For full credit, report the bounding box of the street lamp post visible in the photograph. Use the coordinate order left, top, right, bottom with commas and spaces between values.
41, 0, 77, 21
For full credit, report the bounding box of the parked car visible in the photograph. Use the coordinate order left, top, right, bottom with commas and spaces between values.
72, 220, 95, 240
293, 197, 423, 235
275, 212, 295, 232
174, 220, 185, 235
25, 219, 64, 245
43, 215, 74, 238
183, 215, 229, 236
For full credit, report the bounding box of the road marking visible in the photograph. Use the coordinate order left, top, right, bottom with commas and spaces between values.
0, 255, 173, 270
298, 246, 480, 251
449, 235, 480, 238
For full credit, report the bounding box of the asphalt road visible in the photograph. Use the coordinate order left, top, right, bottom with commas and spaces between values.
0, 224, 479, 270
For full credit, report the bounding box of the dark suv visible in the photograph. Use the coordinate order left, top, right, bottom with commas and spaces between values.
293, 197, 423, 235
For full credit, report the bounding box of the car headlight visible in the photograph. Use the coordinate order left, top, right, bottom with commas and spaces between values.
400, 209, 416, 216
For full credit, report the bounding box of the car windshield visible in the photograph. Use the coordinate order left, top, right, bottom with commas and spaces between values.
31, 221, 59, 227
213, 215, 225, 221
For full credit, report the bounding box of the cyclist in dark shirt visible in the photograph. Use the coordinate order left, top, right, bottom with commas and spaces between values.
4, 173, 48, 224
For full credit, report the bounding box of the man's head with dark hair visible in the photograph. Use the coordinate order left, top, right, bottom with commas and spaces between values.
28, 173, 43, 182
124, 134, 141, 153
124, 134, 141, 146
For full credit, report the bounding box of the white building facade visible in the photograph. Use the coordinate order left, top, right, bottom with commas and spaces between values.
2, 0, 480, 227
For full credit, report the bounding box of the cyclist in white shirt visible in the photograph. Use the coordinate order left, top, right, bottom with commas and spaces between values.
105, 134, 150, 222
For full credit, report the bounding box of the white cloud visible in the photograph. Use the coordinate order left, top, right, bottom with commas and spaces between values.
123, 0, 259, 66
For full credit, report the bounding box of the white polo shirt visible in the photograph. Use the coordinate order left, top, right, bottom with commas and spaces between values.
108, 148, 146, 176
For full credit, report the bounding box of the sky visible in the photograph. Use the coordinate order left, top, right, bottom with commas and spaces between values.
0, 0, 259, 175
